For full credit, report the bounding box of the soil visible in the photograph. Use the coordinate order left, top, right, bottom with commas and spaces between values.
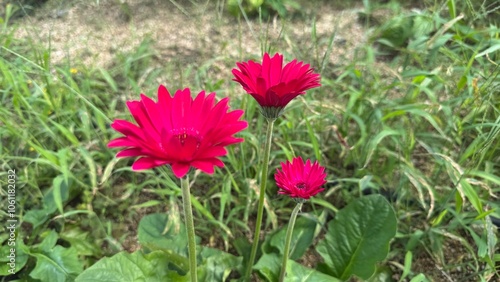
11, 0, 365, 72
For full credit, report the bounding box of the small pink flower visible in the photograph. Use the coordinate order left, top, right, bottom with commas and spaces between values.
275, 157, 327, 200
232, 53, 321, 118
108, 85, 248, 178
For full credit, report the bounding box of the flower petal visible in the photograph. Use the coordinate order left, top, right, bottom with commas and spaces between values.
108, 85, 247, 178
171, 163, 190, 178
132, 157, 168, 170
232, 53, 321, 111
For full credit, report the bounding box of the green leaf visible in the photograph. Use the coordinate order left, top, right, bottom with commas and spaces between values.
233, 236, 252, 267
254, 253, 281, 282
52, 174, 67, 216
198, 247, 242, 281
363, 129, 401, 168
23, 175, 71, 228
75, 251, 189, 282
287, 260, 341, 282
0, 240, 29, 275
98, 67, 118, 92
100, 158, 120, 185
268, 217, 317, 260
25, 174, 71, 228
29, 245, 83, 282
37, 230, 58, 253
410, 273, 430, 282
316, 195, 397, 280
50, 120, 80, 146
23, 208, 52, 229
130, 200, 162, 209
137, 212, 191, 268
60, 226, 102, 257
475, 42, 500, 58
45, 175, 70, 211
447, 0, 456, 19
460, 179, 482, 213
254, 253, 340, 282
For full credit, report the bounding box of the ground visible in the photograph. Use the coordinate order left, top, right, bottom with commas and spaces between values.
12, 0, 365, 76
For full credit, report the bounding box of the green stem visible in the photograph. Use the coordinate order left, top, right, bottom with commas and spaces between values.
181, 175, 197, 282
279, 202, 303, 282
245, 118, 275, 281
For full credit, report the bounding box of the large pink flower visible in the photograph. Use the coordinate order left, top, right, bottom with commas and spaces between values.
232, 53, 321, 118
108, 85, 248, 178
275, 157, 327, 200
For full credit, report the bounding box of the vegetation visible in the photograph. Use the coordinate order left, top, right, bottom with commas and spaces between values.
0, 0, 498, 281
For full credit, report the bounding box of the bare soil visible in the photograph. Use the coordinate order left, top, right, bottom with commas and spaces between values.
12, 0, 366, 71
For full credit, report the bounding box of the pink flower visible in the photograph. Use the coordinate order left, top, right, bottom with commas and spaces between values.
275, 157, 327, 200
108, 85, 248, 178
232, 53, 321, 118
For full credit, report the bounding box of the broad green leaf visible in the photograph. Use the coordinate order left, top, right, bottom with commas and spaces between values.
75, 251, 189, 282
23, 208, 52, 229
268, 217, 317, 260
60, 226, 102, 257
410, 273, 430, 282
29, 245, 82, 282
316, 195, 397, 280
254, 253, 340, 282
254, 253, 281, 282
137, 212, 191, 266
37, 230, 58, 253
198, 247, 242, 281
366, 266, 394, 282
233, 236, 252, 267
411, 15, 434, 38
0, 241, 29, 275
286, 260, 341, 282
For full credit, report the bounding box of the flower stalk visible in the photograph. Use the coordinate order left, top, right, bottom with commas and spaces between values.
279, 202, 303, 282
245, 117, 275, 280
181, 175, 197, 282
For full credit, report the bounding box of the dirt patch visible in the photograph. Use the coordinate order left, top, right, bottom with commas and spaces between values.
12, 0, 367, 71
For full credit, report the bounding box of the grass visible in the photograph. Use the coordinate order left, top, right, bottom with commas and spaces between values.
0, 0, 499, 281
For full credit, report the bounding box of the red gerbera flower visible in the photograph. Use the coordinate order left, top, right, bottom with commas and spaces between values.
275, 157, 327, 200
108, 85, 248, 178
232, 53, 321, 118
